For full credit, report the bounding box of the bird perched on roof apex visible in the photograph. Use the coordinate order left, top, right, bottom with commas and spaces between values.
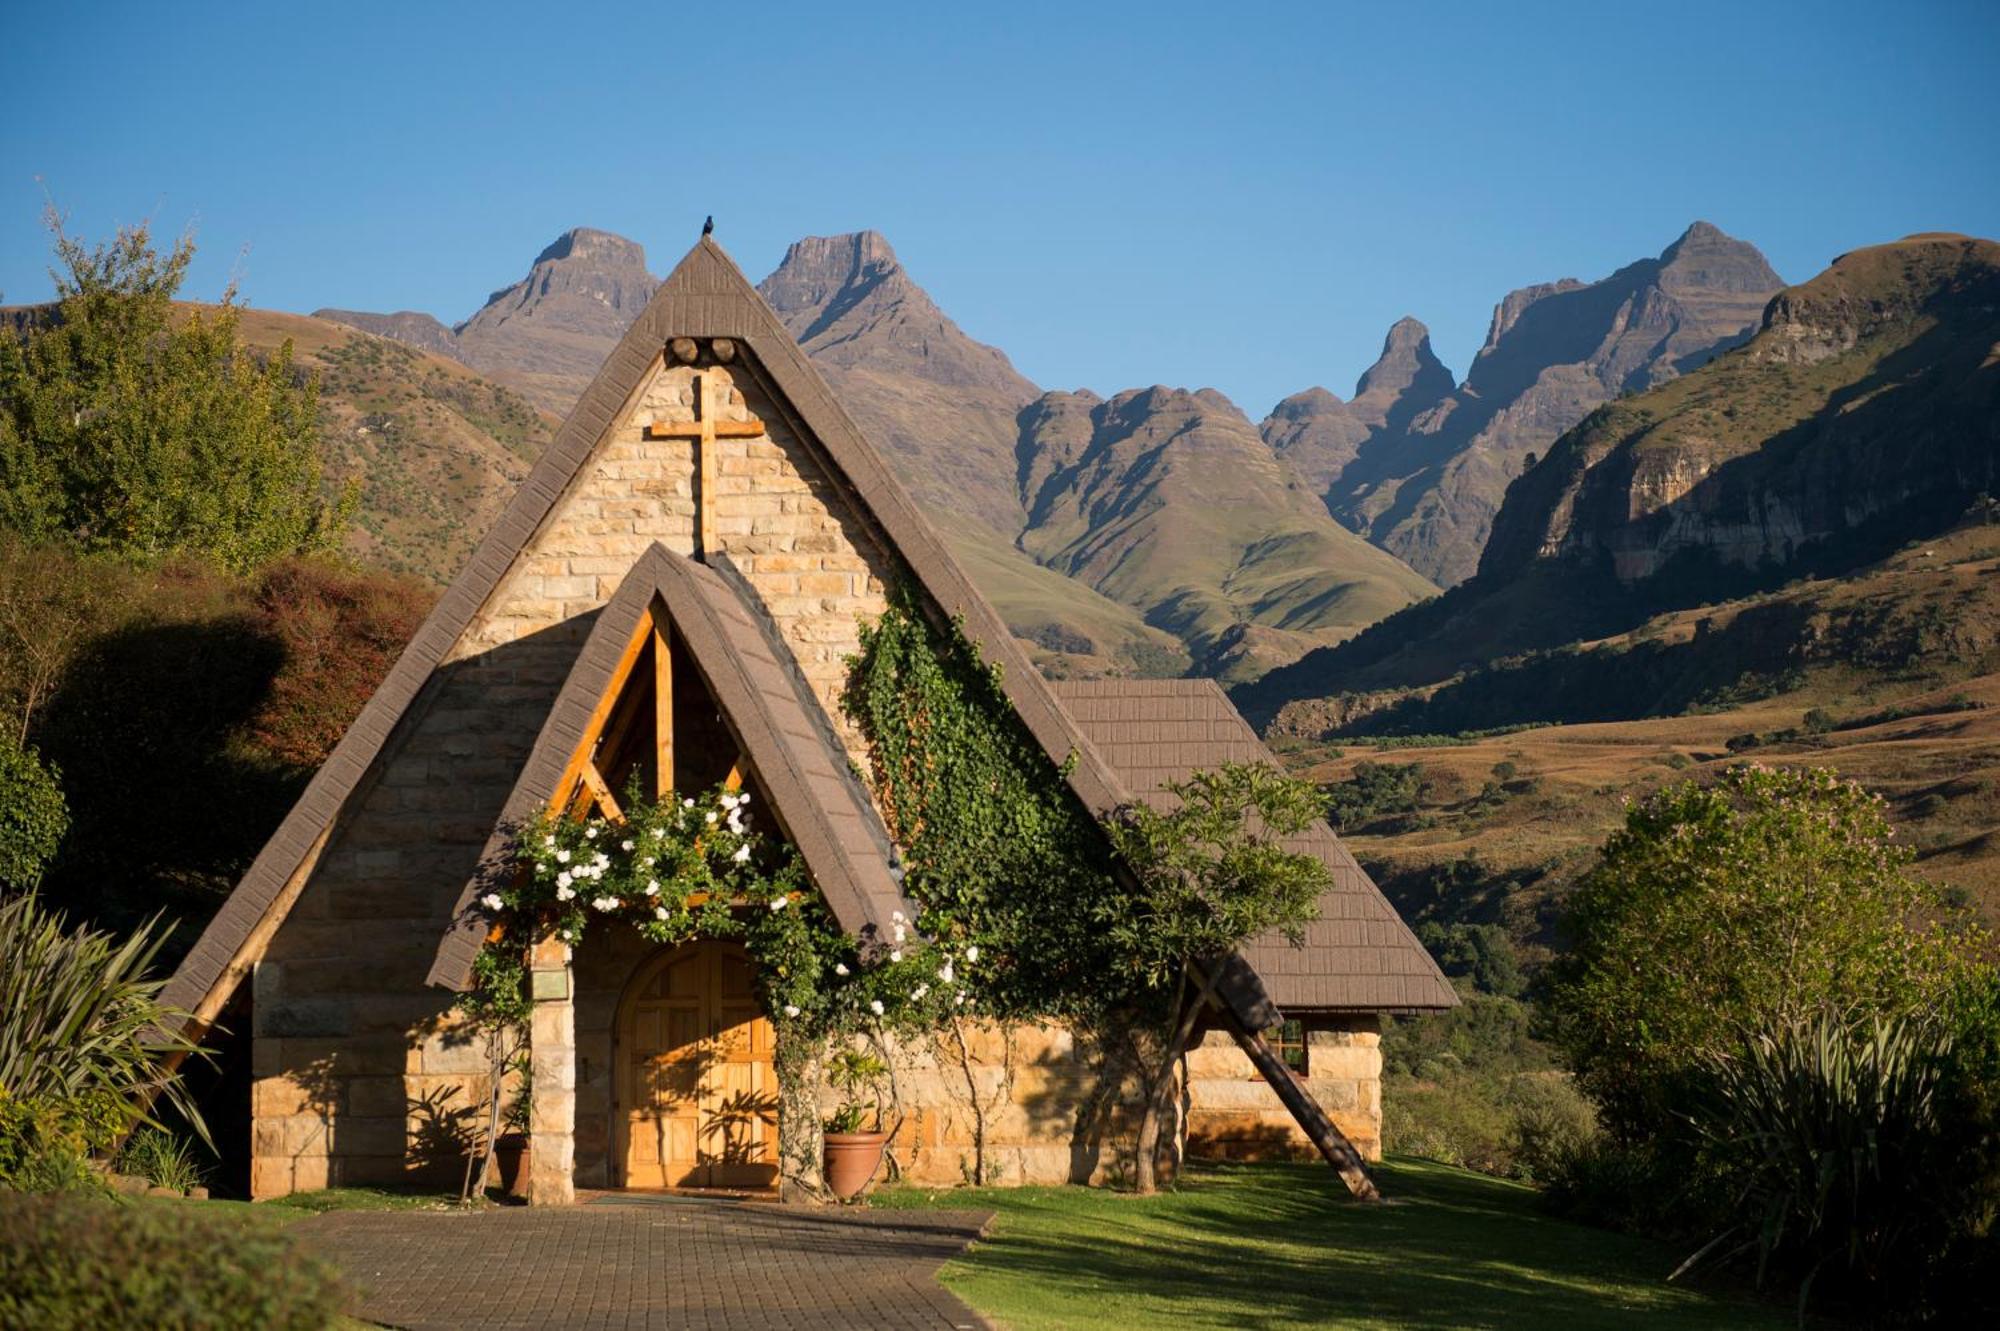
702, 215, 714, 237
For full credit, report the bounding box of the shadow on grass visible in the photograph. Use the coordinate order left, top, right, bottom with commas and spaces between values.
879, 1158, 1785, 1330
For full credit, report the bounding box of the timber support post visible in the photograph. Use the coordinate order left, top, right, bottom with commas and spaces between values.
1188, 959, 1382, 1202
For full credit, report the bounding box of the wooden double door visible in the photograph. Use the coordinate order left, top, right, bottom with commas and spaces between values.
616, 941, 779, 1189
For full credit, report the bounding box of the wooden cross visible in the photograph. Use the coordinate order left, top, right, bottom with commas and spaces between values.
644, 369, 765, 559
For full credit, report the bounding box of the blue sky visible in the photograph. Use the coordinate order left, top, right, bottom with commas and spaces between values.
3, 0, 1995, 416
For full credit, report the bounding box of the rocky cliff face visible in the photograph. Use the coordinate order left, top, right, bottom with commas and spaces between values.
1017, 384, 1436, 677
1239, 232, 2000, 717
1259, 317, 1455, 508
1317, 222, 1783, 585
317, 227, 659, 416
756, 231, 1038, 535
1483, 232, 2000, 585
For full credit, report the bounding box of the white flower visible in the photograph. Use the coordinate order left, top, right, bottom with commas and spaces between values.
593, 853, 609, 870
543, 835, 556, 848
912, 984, 929, 1001
655, 906, 669, 920
733, 844, 752, 864
621, 839, 634, 852
892, 924, 907, 944
889, 949, 903, 963
556, 885, 576, 902
721, 793, 740, 810
964, 945, 979, 963
768, 894, 787, 912
891, 909, 905, 923
682, 798, 695, 809
783, 1004, 800, 1018
556, 871, 573, 889
592, 895, 620, 912
705, 812, 718, 825
739, 793, 750, 806
868, 1000, 885, 1017
652, 827, 666, 839
953, 992, 966, 1006
585, 826, 598, 840
834, 963, 850, 977
727, 811, 746, 833
555, 848, 571, 864
480, 893, 505, 911
938, 963, 955, 983
646, 880, 661, 896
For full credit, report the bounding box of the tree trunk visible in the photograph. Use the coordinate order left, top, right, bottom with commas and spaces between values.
1133, 975, 1204, 1195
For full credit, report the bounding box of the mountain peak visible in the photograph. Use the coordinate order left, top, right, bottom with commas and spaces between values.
530, 227, 650, 270
1658, 219, 1782, 293
1352, 315, 1455, 426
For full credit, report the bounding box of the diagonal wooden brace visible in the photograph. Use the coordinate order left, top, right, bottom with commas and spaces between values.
1188, 958, 1381, 1201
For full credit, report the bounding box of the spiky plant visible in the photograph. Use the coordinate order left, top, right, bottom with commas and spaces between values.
0, 893, 205, 1144
1678, 1010, 1951, 1317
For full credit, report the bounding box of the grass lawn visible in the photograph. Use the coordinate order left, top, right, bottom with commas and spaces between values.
874, 1158, 1785, 1330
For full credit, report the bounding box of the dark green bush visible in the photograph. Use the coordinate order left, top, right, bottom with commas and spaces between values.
0, 730, 65, 888
0, 1191, 351, 1329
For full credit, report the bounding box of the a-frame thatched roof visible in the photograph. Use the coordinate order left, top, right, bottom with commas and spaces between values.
164, 234, 1453, 1031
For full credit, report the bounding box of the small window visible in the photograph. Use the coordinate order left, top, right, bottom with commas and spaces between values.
1268, 1018, 1308, 1076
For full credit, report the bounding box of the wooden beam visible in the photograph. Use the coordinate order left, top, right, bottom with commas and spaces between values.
653, 619, 674, 798
579, 762, 623, 822
161, 824, 334, 1072
644, 418, 764, 440
1230, 1019, 1379, 1201
723, 761, 744, 793
1189, 959, 1380, 1201
553, 606, 657, 811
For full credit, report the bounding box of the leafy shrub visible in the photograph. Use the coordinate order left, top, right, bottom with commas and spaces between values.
0, 730, 65, 887
1415, 921, 1524, 997
245, 557, 433, 768
117, 1126, 205, 1193
0, 893, 203, 1144
1323, 760, 1425, 829
1545, 765, 1973, 1145
0, 1191, 351, 1329
0, 1088, 123, 1193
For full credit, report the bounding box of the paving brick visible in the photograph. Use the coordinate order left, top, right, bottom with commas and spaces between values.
295, 1199, 993, 1329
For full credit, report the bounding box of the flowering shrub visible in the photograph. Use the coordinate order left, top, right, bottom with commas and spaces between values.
469, 782, 982, 1042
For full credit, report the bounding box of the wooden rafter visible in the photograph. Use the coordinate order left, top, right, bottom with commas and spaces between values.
653, 623, 674, 798
1186, 957, 1381, 1201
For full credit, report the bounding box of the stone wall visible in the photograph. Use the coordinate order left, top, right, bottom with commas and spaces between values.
1184, 1019, 1382, 1162
247, 355, 898, 1200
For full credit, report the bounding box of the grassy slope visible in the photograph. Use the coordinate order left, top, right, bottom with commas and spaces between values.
232, 307, 557, 585
1271, 529, 2000, 955
944, 518, 1193, 677
878, 1160, 1783, 1330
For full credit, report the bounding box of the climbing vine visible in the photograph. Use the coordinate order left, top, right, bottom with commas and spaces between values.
843, 585, 1140, 1024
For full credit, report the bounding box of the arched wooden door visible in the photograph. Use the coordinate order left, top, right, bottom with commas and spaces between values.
615, 941, 778, 1189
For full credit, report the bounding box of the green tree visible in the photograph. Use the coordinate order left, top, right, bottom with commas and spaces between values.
1544, 764, 1971, 1145
0, 217, 346, 572
0, 731, 65, 889
1102, 762, 1331, 1193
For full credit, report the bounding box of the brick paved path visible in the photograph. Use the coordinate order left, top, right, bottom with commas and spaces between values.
294, 1198, 994, 1329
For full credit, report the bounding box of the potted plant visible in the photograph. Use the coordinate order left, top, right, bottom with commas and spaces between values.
493, 1081, 532, 1199
820, 1048, 890, 1200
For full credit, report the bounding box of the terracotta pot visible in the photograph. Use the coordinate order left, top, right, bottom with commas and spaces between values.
822, 1130, 889, 1200
494, 1133, 532, 1198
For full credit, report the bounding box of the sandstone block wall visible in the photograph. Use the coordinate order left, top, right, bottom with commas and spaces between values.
249, 356, 898, 1199
1184, 1018, 1382, 1162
